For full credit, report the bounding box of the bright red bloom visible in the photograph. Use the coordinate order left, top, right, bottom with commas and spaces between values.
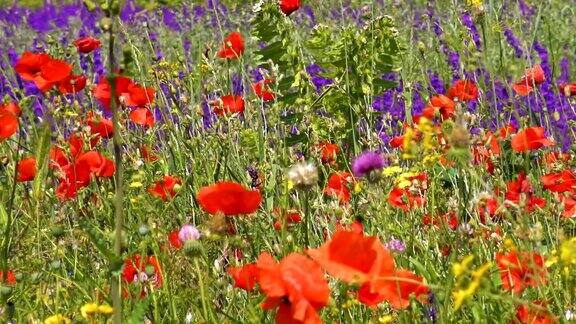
68, 133, 84, 159
122, 254, 163, 295
387, 187, 425, 211
422, 211, 458, 230
124, 83, 155, 107
0, 110, 18, 142
496, 250, 547, 294
58, 74, 87, 94
0, 102, 21, 116
511, 127, 553, 153
129, 108, 155, 127
478, 195, 499, 224
559, 194, 576, 219
92, 75, 133, 110
257, 252, 329, 324
74, 36, 101, 54
33, 58, 73, 92
253, 79, 275, 102
218, 32, 245, 60
227, 263, 259, 292
318, 142, 339, 164
279, 0, 300, 15
168, 230, 183, 250
14, 51, 50, 81
86, 112, 114, 139
16, 157, 36, 182
513, 65, 545, 96
148, 175, 182, 201
0, 271, 16, 285
323, 172, 353, 204
559, 82, 576, 97
307, 230, 395, 284
447, 80, 478, 102
273, 209, 302, 231
541, 170, 576, 193
75, 151, 115, 178
515, 301, 557, 324
213, 95, 245, 116
140, 145, 158, 162
49, 146, 70, 171
358, 269, 429, 309
505, 172, 545, 212
422, 95, 456, 120
197, 181, 261, 216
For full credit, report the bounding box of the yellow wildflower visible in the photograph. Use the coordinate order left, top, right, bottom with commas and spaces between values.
80, 303, 99, 319
471, 262, 492, 280
379, 315, 395, 323
98, 304, 113, 315
452, 255, 474, 278
560, 237, 576, 265
354, 182, 362, 193
382, 166, 403, 177
44, 314, 71, 324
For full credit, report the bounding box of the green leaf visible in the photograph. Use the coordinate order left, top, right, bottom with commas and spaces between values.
32, 121, 51, 201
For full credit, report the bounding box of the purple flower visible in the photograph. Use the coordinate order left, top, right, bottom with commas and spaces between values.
231, 73, 243, 96
179, 225, 201, 242
351, 151, 385, 177
385, 238, 406, 253
503, 28, 524, 58
461, 12, 481, 51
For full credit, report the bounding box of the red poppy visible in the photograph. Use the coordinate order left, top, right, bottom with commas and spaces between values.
168, 230, 183, 250
140, 145, 158, 162
422, 211, 458, 230
75, 151, 115, 178
478, 195, 499, 224
218, 32, 245, 60
0, 110, 18, 142
74, 36, 101, 54
541, 170, 576, 193
317, 142, 339, 164
92, 75, 133, 110
14, 51, 50, 81
511, 127, 553, 153
257, 252, 329, 324
307, 230, 395, 284
86, 112, 114, 139
148, 175, 182, 201
559, 194, 576, 219
129, 108, 155, 127
273, 209, 302, 231
515, 301, 557, 324
16, 157, 36, 182
0, 270, 16, 285
197, 181, 261, 216
279, 0, 301, 15
543, 152, 570, 165
123, 83, 155, 107
447, 80, 478, 102
513, 65, 545, 96
496, 250, 547, 294
358, 269, 429, 309
559, 82, 576, 97
0, 102, 21, 116
49, 146, 70, 171
68, 133, 84, 159
387, 187, 425, 211
389, 136, 404, 148
122, 254, 163, 296
213, 95, 245, 116
58, 74, 87, 94
422, 95, 456, 120
505, 172, 545, 212
253, 79, 275, 102
227, 263, 259, 292
335, 219, 364, 234
32, 58, 73, 92
323, 172, 353, 204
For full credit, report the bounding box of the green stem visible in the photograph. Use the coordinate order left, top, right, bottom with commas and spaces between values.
302, 190, 311, 247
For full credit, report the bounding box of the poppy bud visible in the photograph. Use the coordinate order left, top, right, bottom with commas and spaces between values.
51, 226, 65, 238
0, 286, 12, 297
138, 224, 149, 236
50, 260, 61, 270
30, 272, 42, 283
184, 240, 204, 258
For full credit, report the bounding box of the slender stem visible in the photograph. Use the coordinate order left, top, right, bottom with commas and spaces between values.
194, 258, 211, 323
2, 131, 21, 284
105, 8, 124, 324
302, 190, 311, 247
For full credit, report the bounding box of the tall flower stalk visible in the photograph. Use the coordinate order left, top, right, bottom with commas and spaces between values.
102, 1, 124, 322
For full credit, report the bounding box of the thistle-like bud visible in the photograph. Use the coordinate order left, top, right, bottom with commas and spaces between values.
287, 162, 318, 188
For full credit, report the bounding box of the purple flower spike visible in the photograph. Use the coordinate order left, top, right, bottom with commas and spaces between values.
351, 151, 385, 178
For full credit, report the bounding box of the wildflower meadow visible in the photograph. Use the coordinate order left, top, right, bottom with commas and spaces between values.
1, 0, 576, 322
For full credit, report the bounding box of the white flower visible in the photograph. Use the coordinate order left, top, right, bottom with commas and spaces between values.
287, 162, 318, 187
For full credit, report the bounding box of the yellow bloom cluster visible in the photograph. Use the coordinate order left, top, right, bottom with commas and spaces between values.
44, 314, 71, 324
451, 255, 492, 310
80, 302, 113, 319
